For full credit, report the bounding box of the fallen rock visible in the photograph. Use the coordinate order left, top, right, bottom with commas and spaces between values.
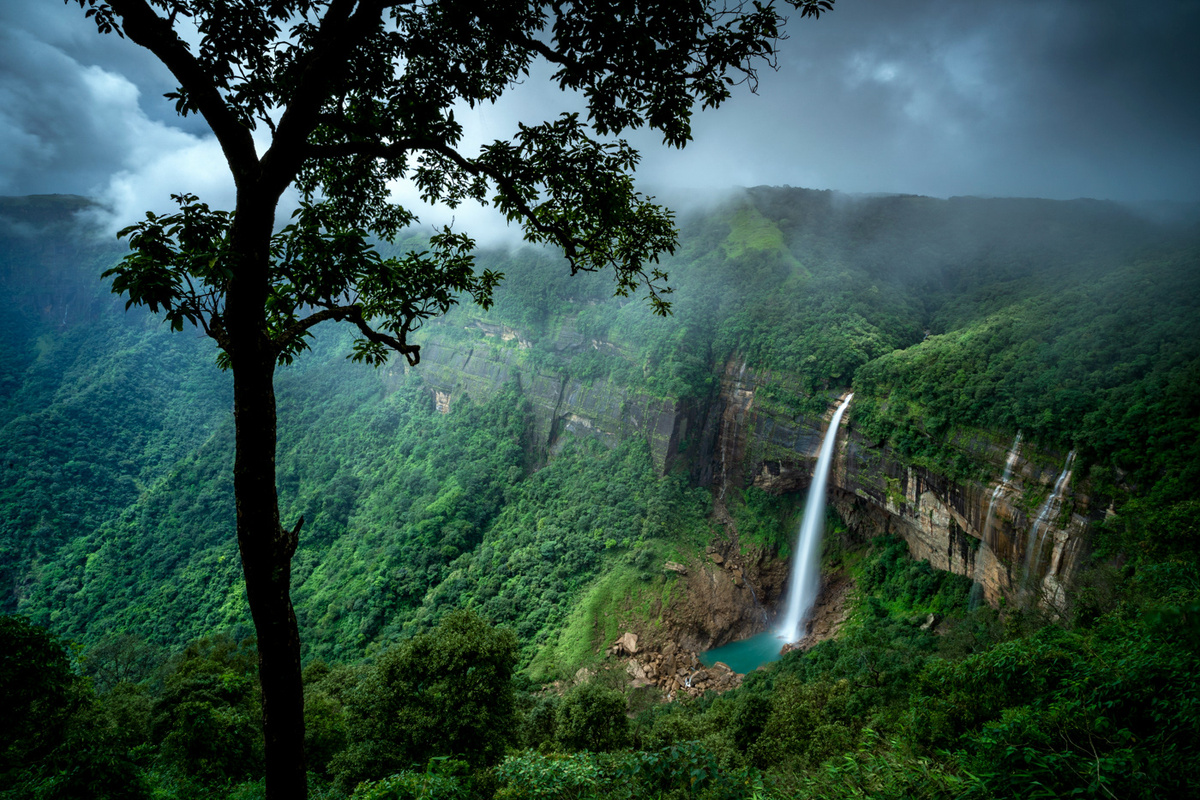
664, 561, 688, 575
617, 631, 639, 655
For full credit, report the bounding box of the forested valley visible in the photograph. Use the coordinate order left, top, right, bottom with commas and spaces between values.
2, 187, 1198, 799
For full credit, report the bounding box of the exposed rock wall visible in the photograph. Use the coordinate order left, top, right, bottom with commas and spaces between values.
413, 335, 685, 471
0, 196, 122, 327
410, 325, 1095, 614
712, 359, 1097, 615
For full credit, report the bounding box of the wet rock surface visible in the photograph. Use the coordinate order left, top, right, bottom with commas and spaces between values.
780, 571, 853, 655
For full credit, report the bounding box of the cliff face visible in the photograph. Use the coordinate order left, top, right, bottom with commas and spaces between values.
413, 324, 1095, 616
410, 329, 688, 472
0, 196, 122, 327
709, 357, 1096, 615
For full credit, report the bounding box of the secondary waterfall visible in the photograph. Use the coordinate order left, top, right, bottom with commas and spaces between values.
970, 432, 1022, 609
777, 394, 853, 643
1024, 451, 1075, 579
981, 432, 1023, 545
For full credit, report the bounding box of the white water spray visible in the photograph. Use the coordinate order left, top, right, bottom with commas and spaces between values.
1025, 451, 1075, 579
777, 394, 853, 643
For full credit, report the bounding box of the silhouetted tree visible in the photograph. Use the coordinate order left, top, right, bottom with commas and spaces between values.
70, 1, 835, 796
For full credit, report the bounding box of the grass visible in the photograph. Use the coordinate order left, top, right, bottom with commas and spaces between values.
721, 207, 806, 276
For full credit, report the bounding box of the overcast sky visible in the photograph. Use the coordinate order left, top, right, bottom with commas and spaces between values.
1, 0, 1198, 232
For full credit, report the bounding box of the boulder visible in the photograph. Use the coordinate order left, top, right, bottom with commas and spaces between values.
613, 631, 639, 656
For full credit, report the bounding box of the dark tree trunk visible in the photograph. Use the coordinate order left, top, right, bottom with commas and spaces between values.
228, 206, 307, 800
233, 354, 307, 800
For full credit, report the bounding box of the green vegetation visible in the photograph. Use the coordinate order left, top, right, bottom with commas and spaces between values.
1, 188, 1197, 797
0, 615, 147, 800
7, 533, 1192, 798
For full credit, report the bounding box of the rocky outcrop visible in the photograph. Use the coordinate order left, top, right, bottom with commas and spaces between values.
782, 571, 854, 654
586, 535, 788, 692
607, 631, 743, 697
616, 644, 743, 698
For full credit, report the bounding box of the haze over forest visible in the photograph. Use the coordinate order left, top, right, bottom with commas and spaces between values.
1, 2, 1198, 800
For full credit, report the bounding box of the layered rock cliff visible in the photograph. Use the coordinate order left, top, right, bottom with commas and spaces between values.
705, 357, 1096, 615
411, 320, 1096, 620
409, 326, 688, 472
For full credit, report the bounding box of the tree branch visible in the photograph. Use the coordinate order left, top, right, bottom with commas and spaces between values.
304, 137, 571, 249
105, 0, 259, 184
260, 0, 391, 197
272, 303, 360, 357
346, 306, 422, 366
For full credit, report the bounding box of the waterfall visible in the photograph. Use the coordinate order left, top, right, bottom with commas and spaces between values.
1024, 451, 1075, 580
777, 394, 853, 643
981, 432, 1023, 546
970, 432, 1022, 607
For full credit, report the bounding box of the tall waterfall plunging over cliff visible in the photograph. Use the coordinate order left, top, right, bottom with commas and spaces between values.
777, 394, 853, 643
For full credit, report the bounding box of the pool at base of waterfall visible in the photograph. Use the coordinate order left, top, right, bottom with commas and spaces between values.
699, 631, 789, 675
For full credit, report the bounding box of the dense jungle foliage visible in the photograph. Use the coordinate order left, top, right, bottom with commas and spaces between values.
1, 190, 1198, 797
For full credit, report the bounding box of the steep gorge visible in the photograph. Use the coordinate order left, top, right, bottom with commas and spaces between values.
408, 316, 1097, 662
3, 188, 1193, 680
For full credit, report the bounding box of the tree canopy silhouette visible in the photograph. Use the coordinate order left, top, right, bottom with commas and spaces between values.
70, 0, 834, 796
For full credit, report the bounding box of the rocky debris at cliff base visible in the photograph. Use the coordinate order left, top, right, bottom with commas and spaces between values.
610, 635, 743, 698
607, 631, 639, 658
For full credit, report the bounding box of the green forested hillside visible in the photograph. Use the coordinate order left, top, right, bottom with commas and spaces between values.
2, 189, 1198, 799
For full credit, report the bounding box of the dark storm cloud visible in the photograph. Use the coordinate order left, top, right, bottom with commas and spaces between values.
0, 1, 211, 196
0, 0, 1197, 217
640, 0, 1200, 202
